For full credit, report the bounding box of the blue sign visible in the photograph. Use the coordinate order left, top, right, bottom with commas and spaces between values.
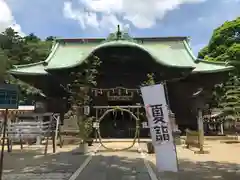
0, 84, 19, 109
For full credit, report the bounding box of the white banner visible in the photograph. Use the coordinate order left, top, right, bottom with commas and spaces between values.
141, 84, 178, 172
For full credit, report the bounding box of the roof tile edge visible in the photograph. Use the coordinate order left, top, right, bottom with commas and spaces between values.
56, 36, 188, 43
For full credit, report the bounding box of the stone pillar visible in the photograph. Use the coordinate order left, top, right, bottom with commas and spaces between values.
220, 123, 224, 135
197, 109, 204, 152
169, 110, 181, 145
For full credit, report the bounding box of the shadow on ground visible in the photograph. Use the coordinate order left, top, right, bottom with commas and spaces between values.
3, 146, 152, 180
148, 158, 240, 180
76, 152, 150, 180
3, 143, 239, 180
1, 145, 95, 180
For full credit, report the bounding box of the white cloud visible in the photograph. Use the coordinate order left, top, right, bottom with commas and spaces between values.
63, 0, 206, 31
0, 0, 24, 35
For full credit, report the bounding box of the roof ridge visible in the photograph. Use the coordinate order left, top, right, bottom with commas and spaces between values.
182, 40, 198, 63
44, 42, 59, 64
56, 36, 188, 43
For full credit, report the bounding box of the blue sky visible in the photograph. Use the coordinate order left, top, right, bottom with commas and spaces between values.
1, 0, 240, 55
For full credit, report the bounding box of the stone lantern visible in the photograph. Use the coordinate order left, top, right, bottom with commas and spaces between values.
169, 110, 181, 145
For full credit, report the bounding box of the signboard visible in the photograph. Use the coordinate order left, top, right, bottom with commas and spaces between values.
107, 87, 134, 101
35, 101, 46, 113
0, 84, 18, 109
141, 84, 178, 172
142, 122, 148, 128
108, 96, 132, 101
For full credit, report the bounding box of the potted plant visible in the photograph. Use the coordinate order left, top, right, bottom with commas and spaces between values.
77, 115, 93, 153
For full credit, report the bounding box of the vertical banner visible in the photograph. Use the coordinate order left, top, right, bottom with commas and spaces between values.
141, 84, 178, 172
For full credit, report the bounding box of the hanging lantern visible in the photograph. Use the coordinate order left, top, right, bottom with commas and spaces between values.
93, 121, 100, 129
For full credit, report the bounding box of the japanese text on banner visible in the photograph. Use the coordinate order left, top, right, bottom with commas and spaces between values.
149, 104, 170, 144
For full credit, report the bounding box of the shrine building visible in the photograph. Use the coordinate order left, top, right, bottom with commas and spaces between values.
9, 28, 233, 138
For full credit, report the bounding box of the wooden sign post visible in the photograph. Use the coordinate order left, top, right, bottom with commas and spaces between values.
0, 84, 19, 180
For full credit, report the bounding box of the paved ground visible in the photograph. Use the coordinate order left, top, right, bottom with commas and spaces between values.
2, 142, 151, 180
3, 139, 240, 180
76, 152, 150, 180
2, 144, 97, 180
76, 143, 151, 180
143, 140, 240, 180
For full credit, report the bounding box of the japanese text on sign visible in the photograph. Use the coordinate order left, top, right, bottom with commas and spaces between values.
150, 104, 170, 143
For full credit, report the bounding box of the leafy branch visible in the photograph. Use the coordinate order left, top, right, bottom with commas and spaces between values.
142, 73, 156, 86
67, 55, 101, 143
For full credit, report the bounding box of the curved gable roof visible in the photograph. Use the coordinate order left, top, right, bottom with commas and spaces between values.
8, 37, 234, 75
44, 40, 196, 70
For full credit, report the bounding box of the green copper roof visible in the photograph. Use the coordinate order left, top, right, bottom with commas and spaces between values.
45, 42, 96, 69
44, 40, 196, 70
8, 35, 234, 75
9, 61, 48, 75
192, 60, 234, 73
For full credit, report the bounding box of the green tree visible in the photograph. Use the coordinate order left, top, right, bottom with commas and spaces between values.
198, 17, 240, 119
24, 33, 41, 43
45, 36, 56, 41
67, 55, 101, 146
198, 17, 240, 62
0, 48, 8, 82
0, 28, 52, 103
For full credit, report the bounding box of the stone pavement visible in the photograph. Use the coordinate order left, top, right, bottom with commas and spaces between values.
76, 150, 151, 180
2, 145, 97, 180
2, 142, 154, 180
